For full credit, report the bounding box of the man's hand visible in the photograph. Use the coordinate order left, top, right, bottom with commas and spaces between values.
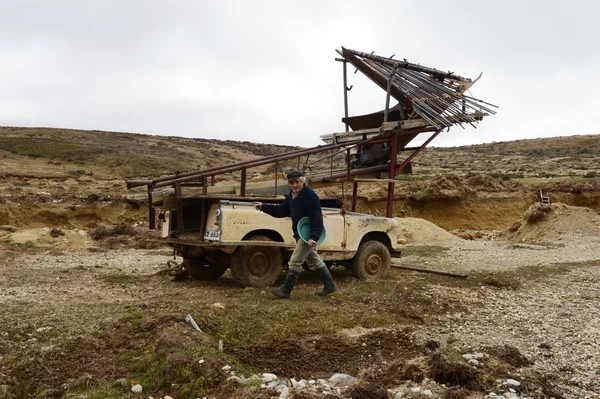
253, 202, 262, 211
307, 239, 318, 247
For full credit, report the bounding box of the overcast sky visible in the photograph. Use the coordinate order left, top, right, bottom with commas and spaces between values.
1, 0, 598, 147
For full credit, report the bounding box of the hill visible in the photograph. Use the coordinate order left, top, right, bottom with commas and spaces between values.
1, 126, 599, 230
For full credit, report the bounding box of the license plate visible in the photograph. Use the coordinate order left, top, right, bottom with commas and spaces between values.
203, 230, 221, 241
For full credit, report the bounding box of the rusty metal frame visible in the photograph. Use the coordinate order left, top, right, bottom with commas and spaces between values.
128, 47, 494, 233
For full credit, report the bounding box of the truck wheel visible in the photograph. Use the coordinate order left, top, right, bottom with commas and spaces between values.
183, 257, 229, 280
230, 235, 283, 287
353, 240, 391, 280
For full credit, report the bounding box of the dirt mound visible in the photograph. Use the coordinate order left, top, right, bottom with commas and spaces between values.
394, 217, 460, 245
409, 172, 475, 201
465, 173, 519, 192
504, 202, 600, 243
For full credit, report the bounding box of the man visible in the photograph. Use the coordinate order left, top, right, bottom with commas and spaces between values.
253, 170, 337, 298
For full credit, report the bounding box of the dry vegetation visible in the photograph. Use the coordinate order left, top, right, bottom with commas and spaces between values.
0, 127, 599, 398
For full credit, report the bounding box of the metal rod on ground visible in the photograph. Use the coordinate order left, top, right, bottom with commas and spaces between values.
391, 264, 468, 278
185, 314, 203, 332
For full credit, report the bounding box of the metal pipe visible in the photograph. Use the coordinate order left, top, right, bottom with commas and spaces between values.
383, 65, 397, 123
342, 60, 349, 132
342, 47, 468, 81
151, 140, 363, 188
127, 142, 347, 189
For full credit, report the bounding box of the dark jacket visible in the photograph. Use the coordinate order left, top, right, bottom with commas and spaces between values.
261, 185, 323, 241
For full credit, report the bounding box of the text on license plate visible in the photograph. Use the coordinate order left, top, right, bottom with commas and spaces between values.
203, 230, 221, 241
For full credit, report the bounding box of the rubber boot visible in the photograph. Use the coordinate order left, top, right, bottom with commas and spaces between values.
314, 267, 337, 296
270, 273, 298, 299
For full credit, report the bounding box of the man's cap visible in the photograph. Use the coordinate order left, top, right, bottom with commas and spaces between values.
286, 170, 303, 181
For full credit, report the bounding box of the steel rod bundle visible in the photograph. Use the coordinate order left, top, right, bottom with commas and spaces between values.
340, 47, 497, 129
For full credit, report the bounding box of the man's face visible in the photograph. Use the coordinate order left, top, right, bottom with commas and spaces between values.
289, 178, 303, 193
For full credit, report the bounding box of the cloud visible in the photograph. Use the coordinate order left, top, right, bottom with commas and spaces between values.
1, 0, 598, 148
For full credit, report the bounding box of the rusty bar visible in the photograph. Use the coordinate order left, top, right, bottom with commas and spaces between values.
351, 182, 358, 212
147, 185, 155, 230
343, 59, 349, 132
175, 182, 184, 235
395, 129, 442, 174
391, 264, 468, 278
383, 66, 397, 123
151, 140, 363, 188
346, 148, 351, 179
129, 141, 354, 189
240, 167, 247, 197
344, 47, 469, 82
386, 132, 398, 218
202, 176, 207, 195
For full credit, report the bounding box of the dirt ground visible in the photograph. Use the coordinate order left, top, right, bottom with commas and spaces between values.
1, 201, 599, 398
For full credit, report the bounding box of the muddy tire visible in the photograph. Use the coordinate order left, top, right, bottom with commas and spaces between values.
352, 240, 391, 280
230, 235, 283, 287
183, 257, 229, 280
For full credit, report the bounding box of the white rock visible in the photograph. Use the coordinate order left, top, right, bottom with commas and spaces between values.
212, 302, 225, 309
505, 378, 521, 386
222, 365, 232, 371
329, 373, 357, 386
422, 389, 433, 396
290, 378, 298, 387
164, 396, 173, 399
279, 386, 289, 398
296, 379, 307, 388
509, 388, 516, 393
227, 376, 241, 383
198, 359, 205, 364
472, 352, 485, 359
468, 359, 480, 366
131, 384, 142, 393
267, 381, 279, 389
462, 354, 473, 360
275, 384, 287, 393
411, 387, 421, 392
308, 379, 316, 384
262, 372, 278, 382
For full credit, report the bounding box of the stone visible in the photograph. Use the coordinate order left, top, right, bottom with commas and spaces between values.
130, 384, 142, 393
468, 359, 480, 366
296, 379, 307, 388
222, 365, 232, 371
505, 378, 521, 386
227, 376, 241, 383
164, 396, 173, 399
329, 373, 357, 386
462, 354, 473, 360
279, 386, 289, 398
262, 372, 278, 382
422, 389, 433, 396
